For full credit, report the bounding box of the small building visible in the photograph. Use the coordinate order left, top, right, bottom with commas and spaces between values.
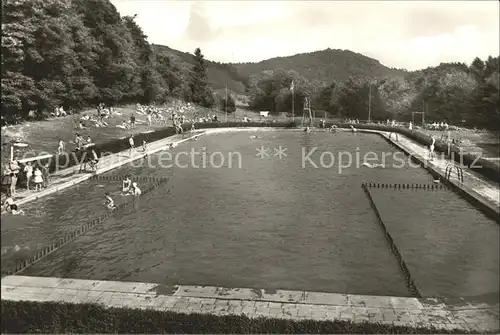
259, 111, 270, 117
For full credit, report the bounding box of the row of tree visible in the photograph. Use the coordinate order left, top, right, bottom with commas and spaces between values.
1, 0, 225, 123
2, 0, 496, 128
247, 57, 499, 129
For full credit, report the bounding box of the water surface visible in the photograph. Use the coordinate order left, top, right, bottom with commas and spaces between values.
3, 131, 496, 298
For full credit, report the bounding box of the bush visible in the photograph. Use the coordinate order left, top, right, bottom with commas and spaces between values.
195, 121, 296, 129
1, 300, 482, 334
9, 121, 293, 178
27, 122, 293, 174
34, 126, 186, 174
22, 121, 499, 185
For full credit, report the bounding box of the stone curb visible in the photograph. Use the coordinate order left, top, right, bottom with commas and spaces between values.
2, 276, 498, 332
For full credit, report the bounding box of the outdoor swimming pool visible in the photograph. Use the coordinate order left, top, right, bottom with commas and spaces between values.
2, 130, 498, 299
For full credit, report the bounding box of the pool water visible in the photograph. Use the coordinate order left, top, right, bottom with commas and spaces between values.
2, 131, 498, 299
0, 178, 160, 273
369, 187, 499, 298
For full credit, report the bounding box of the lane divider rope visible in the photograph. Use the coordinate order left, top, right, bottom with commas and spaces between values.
362, 183, 422, 298
365, 183, 446, 190
4, 177, 169, 277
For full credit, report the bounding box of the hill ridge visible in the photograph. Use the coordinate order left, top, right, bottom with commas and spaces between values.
153, 44, 408, 93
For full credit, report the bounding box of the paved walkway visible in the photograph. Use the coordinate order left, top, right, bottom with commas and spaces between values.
3, 130, 205, 209
2, 275, 498, 332
369, 130, 499, 209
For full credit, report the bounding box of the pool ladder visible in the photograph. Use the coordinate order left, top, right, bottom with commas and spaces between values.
445, 164, 464, 183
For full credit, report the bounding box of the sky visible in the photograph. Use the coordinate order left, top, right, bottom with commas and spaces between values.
111, 0, 500, 71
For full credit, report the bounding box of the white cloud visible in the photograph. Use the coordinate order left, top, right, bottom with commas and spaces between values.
112, 0, 499, 70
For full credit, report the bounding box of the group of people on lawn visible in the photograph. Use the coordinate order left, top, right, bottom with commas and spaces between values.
2, 101, 202, 215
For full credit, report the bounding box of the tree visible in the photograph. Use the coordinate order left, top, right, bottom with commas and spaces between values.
336, 79, 388, 120
219, 94, 236, 113
123, 15, 165, 103
156, 54, 182, 97
248, 69, 313, 115
189, 47, 213, 107
313, 82, 344, 117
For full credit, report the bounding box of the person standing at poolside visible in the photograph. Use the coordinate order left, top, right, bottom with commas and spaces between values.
74, 133, 83, 150
57, 140, 65, 155
9, 160, 20, 196
23, 162, 33, 191
90, 149, 99, 172
129, 135, 135, 157
429, 136, 436, 160
33, 166, 43, 191
40, 163, 49, 188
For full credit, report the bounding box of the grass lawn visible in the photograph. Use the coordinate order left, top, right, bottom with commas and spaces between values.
0, 101, 293, 171
0, 100, 223, 169
4, 100, 496, 171
419, 129, 500, 158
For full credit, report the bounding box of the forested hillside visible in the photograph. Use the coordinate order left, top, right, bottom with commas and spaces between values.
2, 0, 498, 129
153, 45, 247, 94
1, 0, 215, 124
234, 48, 407, 84
247, 57, 499, 129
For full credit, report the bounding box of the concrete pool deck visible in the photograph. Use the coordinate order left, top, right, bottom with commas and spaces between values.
4, 127, 283, 209
2, 275, 499, 332
374, 130, 499, 217
3, 130, 207, 209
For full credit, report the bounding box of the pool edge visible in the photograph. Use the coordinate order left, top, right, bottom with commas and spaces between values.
360, 129, 499, 222
2, 275, 498, 332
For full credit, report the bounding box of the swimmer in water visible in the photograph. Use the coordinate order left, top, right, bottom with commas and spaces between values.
122, 176, 131, 193
350, 125, 357, 133
362, 162, 385, 168
104, 192, 116, 209
131, 182, 141, 196
3, 196, 24, 215
329, 125, 337, 133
